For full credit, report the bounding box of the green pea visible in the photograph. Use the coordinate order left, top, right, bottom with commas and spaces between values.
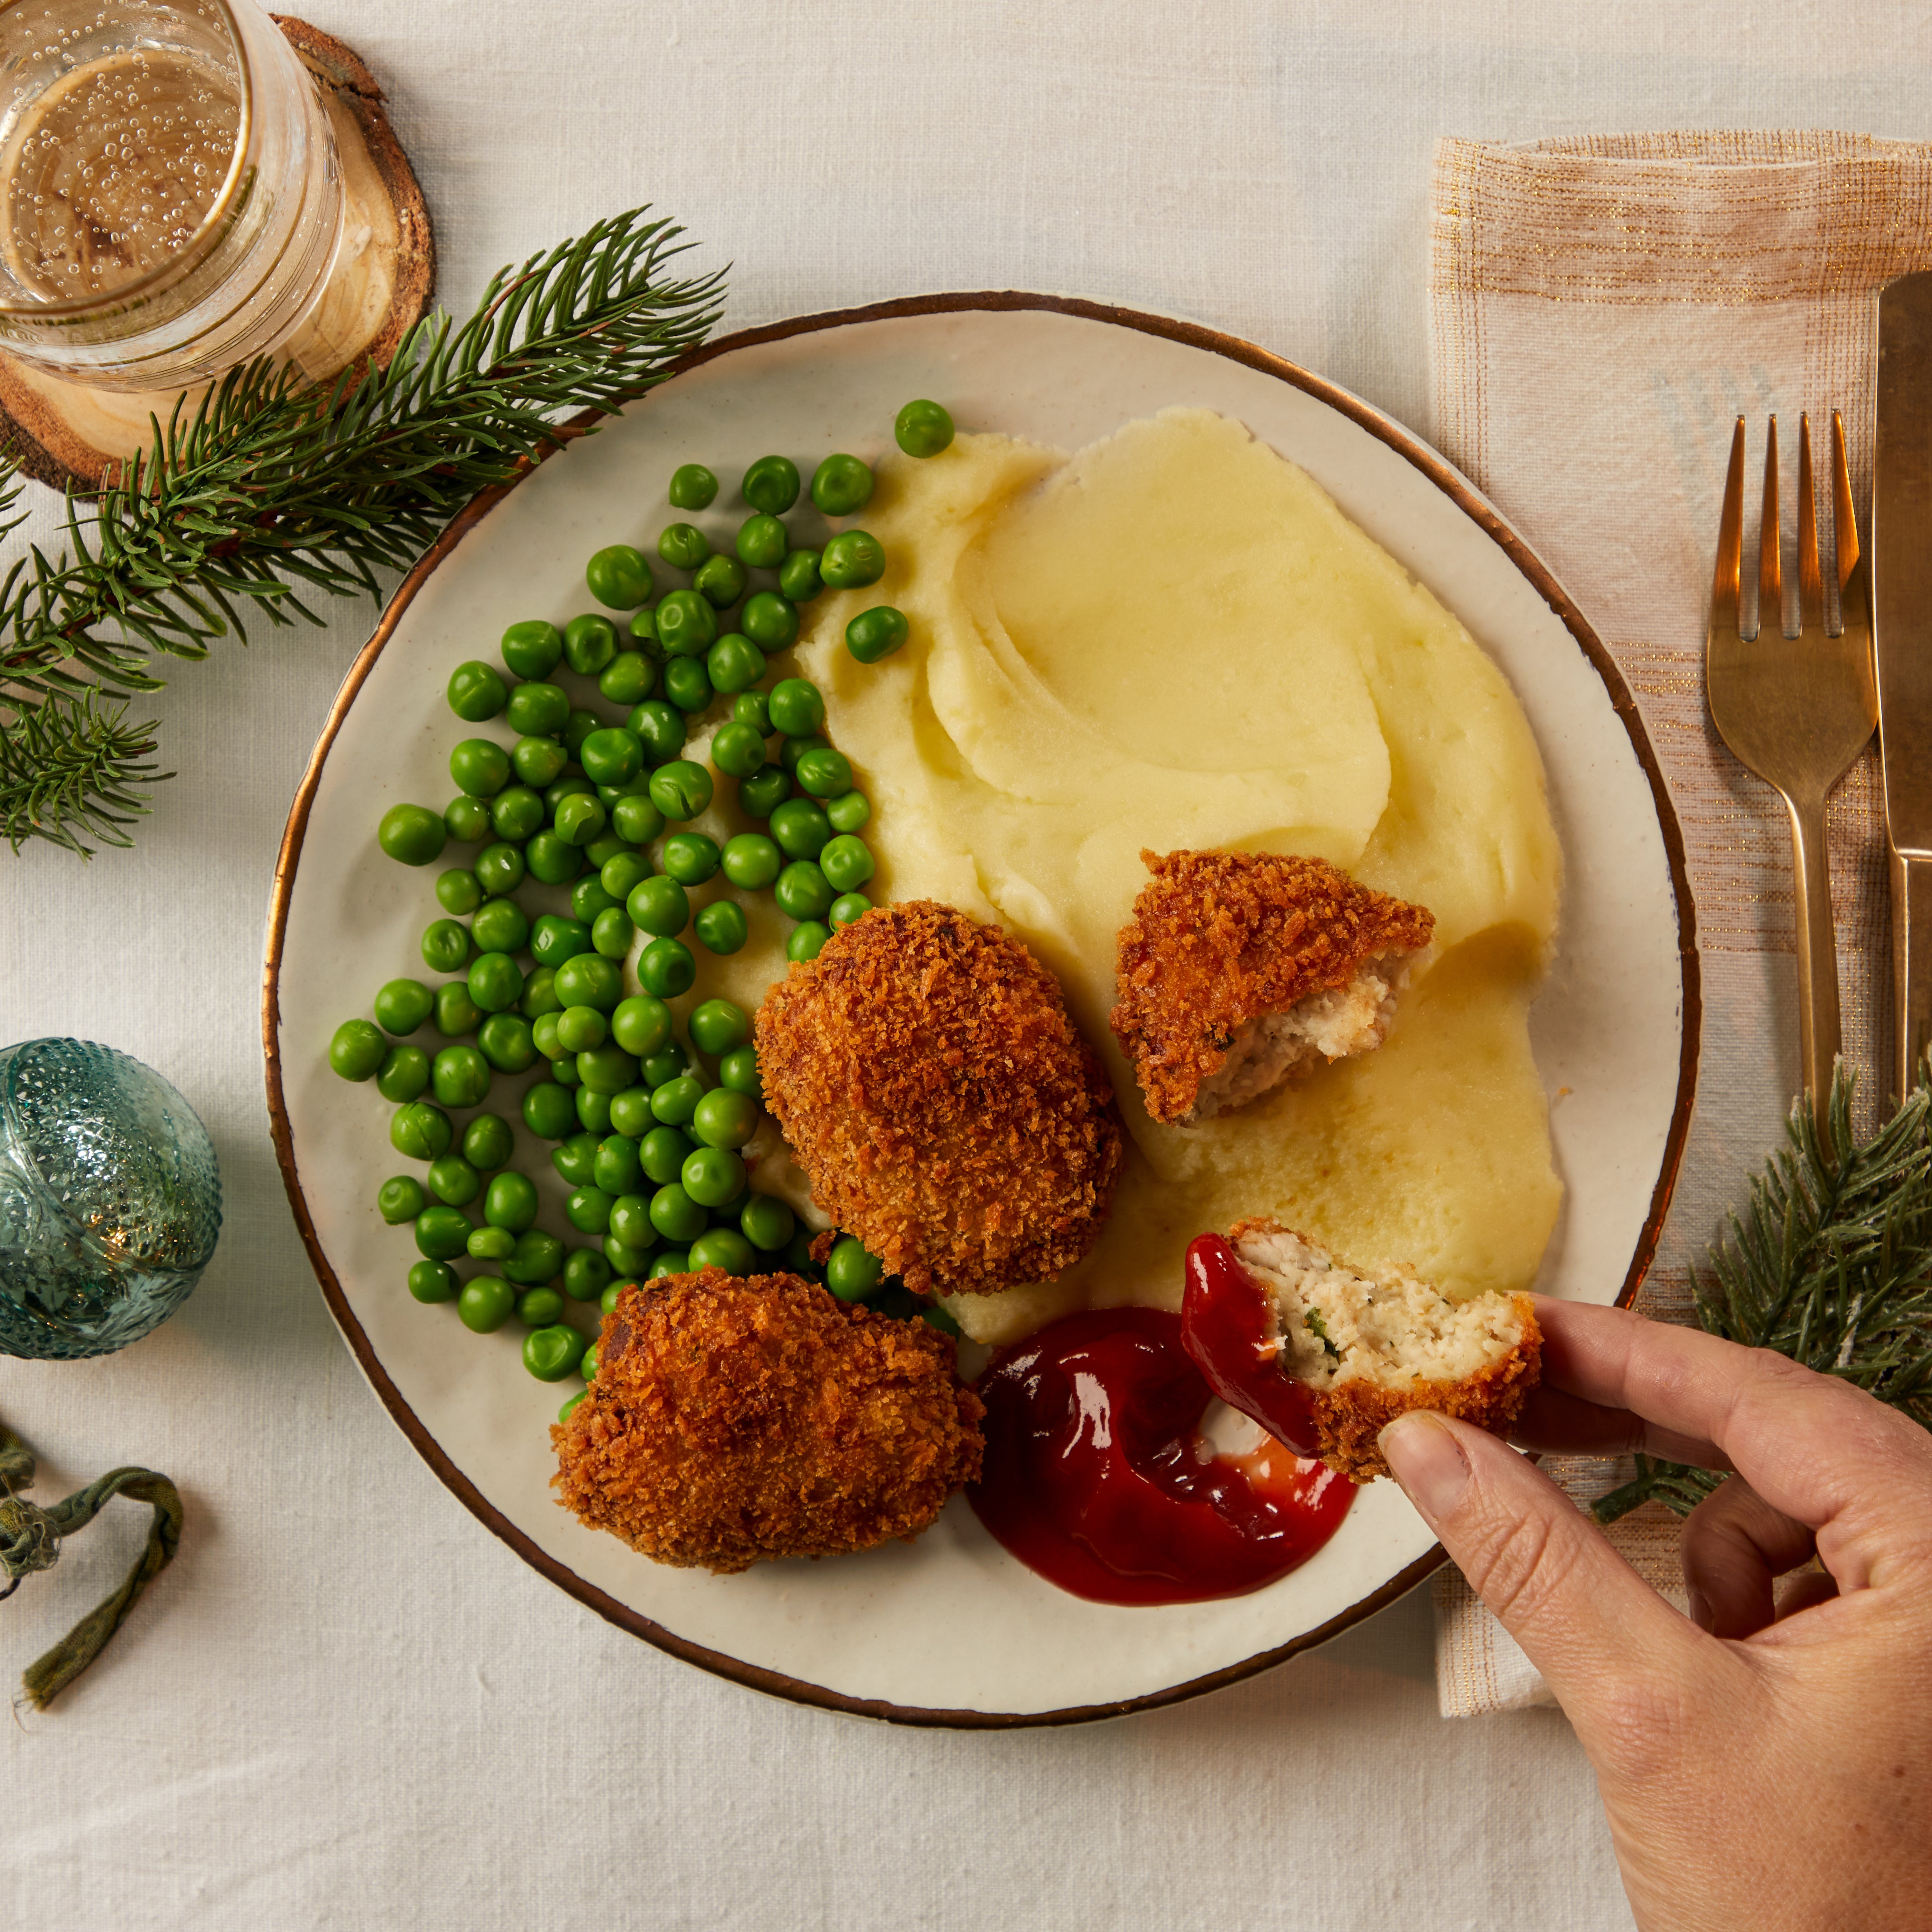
649, 1249, 693, 1280
736, 513, 788, 570
626, 875, 689, 938
558, 1389, 588, 1423
605, 1191, 657, 1248
465, 848, 518, 905
660, 656, 712, 715
434, 868, 481, 918
769, 550, 819, 608
524, 832, 582, 887
565, 704, 604, 753
638, 937, 697, 998
604, 1234, 657, 1277
580, 1343, 599, 1382
655, 588, 717, 657
467, 952, 524, 1015
489, 785, 545, 843
589, 800, 643, 839
659, 521, 710, 571
795, 748, 853, 800
627, 700, 685, 767
523, 916, 583, 971
501, 620, 563, 680
787, 921, 830, 964
370, 980, 431, 1039
817, 833, 875, 893
831, 788, 877, 835
694, 901, 748, 956
740, 1194, 795, 1253
378, 803, 447, 867
608, 1087, 654, 1139
504, 680, 570, 738
586, 545, 654, 611
741, 591, 798, 650
669, 463, 718, 510
578, 1046, 640, 1096
472, 898, 530, 956
640, 1125, 693, 1186
522, 1323, 586, 1382
533, 1012, 565, 1060
449, 737, 510, 799
469, 1225, 517, 1264
811, 453, 874, 516
590, 908, 633, 960
823, 889, 872, 933
579, 727, 643, 788
391, 1101, 453, 1161
564, 1248, 611, 1302
820, 531, 885, 590
737, 767, 792, 819
409, 1259, 459, 1304
443, 795, 492, 843
512, 734, 569, 789
599, 651, 657, 707
717, 1045, 761, 1098
458, 1275, 516, 1334
724, 688, 767, 733
826, 1234, 885, 1301
430, 1044, 489, 1109
425, 1154, 481, 1207
895, 399, 955, 457
560, 614, 615, 678
740, 454, 798, 514
517, 1286, 566, 1330
783, 1229, 821, 1276
707, 837, 776, 898
570, 876, 620, 924
506, 1228, 566, 1286
550, 793, 604, 849
447, 660, 508, 722
678, 997, 742, 1056
330, 1019, 386, 1082
649, 1183, 707, 1243
641, 1043, 689, 1088
769, 798, 832, 860
779, 739, 825, 781
611, 796, 666, 850
552, 1134, 599, 1188
692, 1088, 759, 1152
379, 1174, 427, 1224
706, 634, 766, 695
414, 1204, 472, 1261
628, 604, 661, 646
571, 1086, 606, 1135
767, 678, 825, 738
691, 553, 748, 610
844, 605, 908, 665
689, 1228, 756, 1277
609, 994, 672, 1059
376, 1045, 430, 1102
648, 760, 713, 822
482, 1171, 538, 1234
651, 1074, 706, 1127
554, 953, 624, 1012
662, 832, 720, 886
434, 982, 484, 1038
553, 1054, 584, 1090
681, 1144, 746, 1208
462, 1112, 514, 1172
593, 1135, 644, 1196
556, 1004, 608, 1055
478, 1013, 538, 1074
523, 1080, 578, 1141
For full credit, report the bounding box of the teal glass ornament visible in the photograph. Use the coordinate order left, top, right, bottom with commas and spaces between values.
0, 1039, 222, 1359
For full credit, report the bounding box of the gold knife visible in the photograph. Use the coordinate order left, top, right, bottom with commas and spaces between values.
1875, 272, 1932, 1106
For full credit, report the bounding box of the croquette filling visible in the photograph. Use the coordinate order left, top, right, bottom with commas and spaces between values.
1191, 952, 1413, 1120
1234, 1225, 1528, 1392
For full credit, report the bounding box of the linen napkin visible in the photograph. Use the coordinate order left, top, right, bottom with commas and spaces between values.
1424, 130, 1931, 1716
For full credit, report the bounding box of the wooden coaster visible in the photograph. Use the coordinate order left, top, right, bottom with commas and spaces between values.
0, 16, 435, 492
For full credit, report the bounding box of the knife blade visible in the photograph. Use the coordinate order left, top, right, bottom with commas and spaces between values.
1873, 272, 1932, 1106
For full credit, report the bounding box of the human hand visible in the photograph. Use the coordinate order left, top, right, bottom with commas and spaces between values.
1377, 1297, 1932, 1932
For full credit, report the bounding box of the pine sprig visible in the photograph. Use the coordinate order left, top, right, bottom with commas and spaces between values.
0, 208, 725, 853
1594, 1062, 1932, 1522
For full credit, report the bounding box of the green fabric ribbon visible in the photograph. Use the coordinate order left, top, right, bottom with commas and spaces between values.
0, 1420, 182, 1708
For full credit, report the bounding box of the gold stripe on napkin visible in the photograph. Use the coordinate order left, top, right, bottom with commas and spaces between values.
1425, 130, 1932, 1717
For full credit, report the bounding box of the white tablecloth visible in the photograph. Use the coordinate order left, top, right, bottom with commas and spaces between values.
9, 4, 1932, 1926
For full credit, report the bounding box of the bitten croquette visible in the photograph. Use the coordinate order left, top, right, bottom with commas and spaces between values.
552, 1271, 985, 1573
755, 902, 1125, 1296
1110, 850, 1436, 1126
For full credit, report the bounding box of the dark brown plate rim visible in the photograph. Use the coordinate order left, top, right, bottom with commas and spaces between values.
262, 290, 1701, 1730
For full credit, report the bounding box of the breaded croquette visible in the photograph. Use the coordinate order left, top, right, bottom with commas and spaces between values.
1229, 1217, 1540, 1480
1110, 850, 1435, 1126
755, 902, 1125, 1297
552, 1270, 984, 1573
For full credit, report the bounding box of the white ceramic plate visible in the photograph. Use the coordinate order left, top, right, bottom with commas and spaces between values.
265, 297, 1697, 1726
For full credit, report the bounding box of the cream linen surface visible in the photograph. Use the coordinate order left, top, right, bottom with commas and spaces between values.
1427, 130, 1931, 1715
10, 5, 1932, 1929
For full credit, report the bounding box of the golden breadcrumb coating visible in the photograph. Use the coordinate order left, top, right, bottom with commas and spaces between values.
1110, 850, 1436, 1126
1229, 1216, 1540, 1481
551, 1270, 985, 1573
755, 902, 1125, 1296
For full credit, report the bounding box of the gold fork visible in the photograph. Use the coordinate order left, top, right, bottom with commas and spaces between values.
1706, 412, 1877, 1137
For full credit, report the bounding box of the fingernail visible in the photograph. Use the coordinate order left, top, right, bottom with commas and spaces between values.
1686, 1587, 1714, 1632
1378, 1412, 1472, 1520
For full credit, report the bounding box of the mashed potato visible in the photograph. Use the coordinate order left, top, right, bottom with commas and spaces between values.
689, 408, 1563, 1345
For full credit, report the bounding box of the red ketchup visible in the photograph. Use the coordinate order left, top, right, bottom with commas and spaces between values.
969, 1290, 1351, 1607
1180, 1231, 1324, 1454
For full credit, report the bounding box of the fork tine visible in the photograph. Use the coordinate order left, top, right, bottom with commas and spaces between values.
1797, 413, 1824, 635
1760, 415, 1783, 636
1831, 408, 1862, 596
1711, 416, 1745, 638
